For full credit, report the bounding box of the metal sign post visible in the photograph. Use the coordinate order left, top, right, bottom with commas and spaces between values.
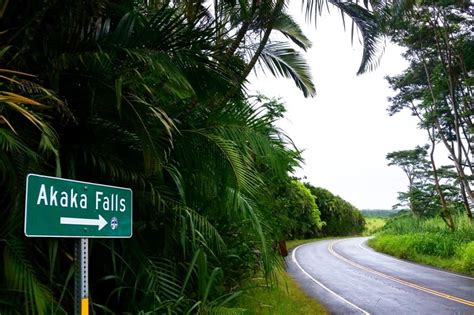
75, 239, 89, 315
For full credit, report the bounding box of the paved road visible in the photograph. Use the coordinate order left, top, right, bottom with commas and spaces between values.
286, 237, 474, 314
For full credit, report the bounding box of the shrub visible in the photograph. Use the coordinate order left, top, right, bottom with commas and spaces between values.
458, 242, 474, 274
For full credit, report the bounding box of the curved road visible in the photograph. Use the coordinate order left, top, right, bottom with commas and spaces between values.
286, 237, 474, 314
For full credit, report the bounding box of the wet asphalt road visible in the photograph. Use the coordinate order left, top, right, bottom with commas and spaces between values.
286, 237, 474, 314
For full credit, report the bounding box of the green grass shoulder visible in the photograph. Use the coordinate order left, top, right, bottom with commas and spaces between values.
233, 268, 328, 315
369, 215, 474, 275
232, 238, 329, 314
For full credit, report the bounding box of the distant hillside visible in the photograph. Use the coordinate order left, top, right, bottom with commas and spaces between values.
361, 209, 400, 218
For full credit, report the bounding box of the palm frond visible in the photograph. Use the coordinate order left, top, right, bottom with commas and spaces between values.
3, 238, 55, 314
302, 0, 384, 74
273, 12, 312, 51
240, 192, 284, 283
211, 125, 289, 176
258, 42, 316, 97
332, 0, 383, 74
180, 206, 226, 254
0, 129, 37, 157
145, 256, 184, 302
187, 129, 263, 196
0, 63, 63, 176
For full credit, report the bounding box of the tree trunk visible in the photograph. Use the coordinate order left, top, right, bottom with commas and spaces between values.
220, 0, 285, 105
421, 59, 474, 214
460, 181, 473, 224
409, 102, 456, 229
429, 137, 455, 231
240, 0, 284, 80
225, 1, 258, 58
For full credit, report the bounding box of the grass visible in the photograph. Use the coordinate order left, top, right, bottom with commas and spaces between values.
363, 217, 386, 236
369, 214, 474, 275
233, 268, 328, 315
233, 238, 328, 314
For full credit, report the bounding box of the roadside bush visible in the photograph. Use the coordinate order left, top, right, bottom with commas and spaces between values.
458, 242, 474, 274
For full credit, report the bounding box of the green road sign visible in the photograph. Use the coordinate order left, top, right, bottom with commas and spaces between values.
25, 174, 132, 238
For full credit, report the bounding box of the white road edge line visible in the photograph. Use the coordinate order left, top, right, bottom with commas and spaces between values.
358, 239, 474, 281
292, 244, 370, 315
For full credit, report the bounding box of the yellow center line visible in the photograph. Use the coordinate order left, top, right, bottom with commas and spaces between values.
328, 240, 474, 308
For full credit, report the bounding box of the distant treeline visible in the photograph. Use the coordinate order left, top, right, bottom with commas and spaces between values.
272, 181, 366, 240
361, 209, 400, 217
268, 181, 365, 241
305, 185, 366, 236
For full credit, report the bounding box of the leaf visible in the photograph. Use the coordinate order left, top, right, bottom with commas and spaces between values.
258, 42, 316, 97
4, 238, 55, 314
302, 0, 384, 74
273, 12, 312, 51
333, 0, 383, 74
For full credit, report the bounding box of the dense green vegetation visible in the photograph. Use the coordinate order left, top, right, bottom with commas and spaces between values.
0, 0, 383, 313
369, 214, 474, 275
265, 180, 324, 241
306, 185, 366, 236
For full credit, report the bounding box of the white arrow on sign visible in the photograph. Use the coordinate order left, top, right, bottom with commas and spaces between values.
60, 214, 108, 231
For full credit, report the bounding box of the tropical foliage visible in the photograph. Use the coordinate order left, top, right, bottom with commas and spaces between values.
264, 179, 324, 240
305, 184, 366, 236
0, 0, 384, 313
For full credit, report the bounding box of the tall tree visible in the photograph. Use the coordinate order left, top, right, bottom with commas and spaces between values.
387, 146, 431, 215
384, 0, 473, 221
386, 146, 456, 229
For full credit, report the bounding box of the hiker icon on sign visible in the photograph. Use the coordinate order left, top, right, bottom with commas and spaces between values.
111, 217, 118, 230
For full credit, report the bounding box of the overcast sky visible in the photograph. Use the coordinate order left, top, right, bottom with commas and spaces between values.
248, 5, 430, 210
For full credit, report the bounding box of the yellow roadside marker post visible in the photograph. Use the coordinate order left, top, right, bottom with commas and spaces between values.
75, 238, 89, 315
